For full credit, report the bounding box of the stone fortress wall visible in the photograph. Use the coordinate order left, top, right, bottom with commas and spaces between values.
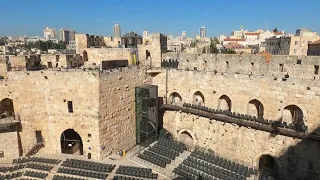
152, 53, 320, 179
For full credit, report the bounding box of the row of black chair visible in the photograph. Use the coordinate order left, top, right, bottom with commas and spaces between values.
114, 175, 144, 180
161, 59, 179, 69
157, 138, 186, 153
0, 172, 23, 180
148, 145, 178, 160
0, 166, 10, 173
26, 162, 54, 171
116, 168, 158, 179
24, 170, 48, 179
53, 175, 86, 180
117, 165, 152, 173
58, 167, 108, 179
13, 157, 61, 164
63, 158, 116, 173
182, 103, 308, 133
137, 151, 168, 168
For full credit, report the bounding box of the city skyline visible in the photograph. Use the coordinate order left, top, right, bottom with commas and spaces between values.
1, 0, 320, 37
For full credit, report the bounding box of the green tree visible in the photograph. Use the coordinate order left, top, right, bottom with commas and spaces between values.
209, 38, 218, 54
273, 28, 278, 33
213, 37, 220, 44
190, 41, 197, 48
221, 48, 236, 54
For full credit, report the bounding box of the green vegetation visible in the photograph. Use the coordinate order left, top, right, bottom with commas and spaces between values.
273, 28, 278, 33
209, 38, 218, 54
24, 41, 66, 51
221, 48, 236, 54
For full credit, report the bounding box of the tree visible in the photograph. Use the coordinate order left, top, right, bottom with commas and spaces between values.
213, 37, 220, 44
221, 48, 236, 54
190, 41, 197, 48
209, 38, 218, 54
273, 28, 278, 33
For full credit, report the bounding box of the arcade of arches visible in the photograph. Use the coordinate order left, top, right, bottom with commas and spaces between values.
193, 91, 205, 105
169, 92, 182, 104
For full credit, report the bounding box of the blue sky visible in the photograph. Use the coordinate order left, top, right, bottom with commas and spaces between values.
2, 0, 320, 37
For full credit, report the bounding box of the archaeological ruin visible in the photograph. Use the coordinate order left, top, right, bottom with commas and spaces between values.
0, 34, 319, 180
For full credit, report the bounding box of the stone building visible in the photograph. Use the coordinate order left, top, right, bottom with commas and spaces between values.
307, 39, 320, 56
266, 29, 320, 58
43, 27, 57, 39
59, 29, 76, 43
121, 32, 142, 48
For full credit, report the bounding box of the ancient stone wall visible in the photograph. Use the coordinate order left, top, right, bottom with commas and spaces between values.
0, 59, 7, 78
162, 53, 320, 80
5, 71, 101, 160
0, 130, 20, 160
152, 69, 320, 133
99, 67, 150, 159
138, 45, 162, 68
75, 34, 89, 54
163, 111, 320, 180
84, 48, 133, 65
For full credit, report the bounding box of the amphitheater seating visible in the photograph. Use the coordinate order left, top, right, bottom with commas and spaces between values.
116, 165, 158, 179
182, 103, 309, 133
0, 166, 10, 173
24, 170, 48, 179
25, 162, 54, 171
173, 149, 258, 180
61, 158, 116, 173
53, 175, 86, 180
57, 167, 107, 179
13, 156, 61, 164
137, 138, 186, 168
113, 175, 144, 180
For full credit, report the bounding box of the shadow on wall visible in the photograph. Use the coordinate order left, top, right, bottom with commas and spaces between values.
260, 126, 320, 180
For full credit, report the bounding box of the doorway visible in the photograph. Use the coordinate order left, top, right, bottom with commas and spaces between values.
60, 129, 83, 155
35, 131, 43, 144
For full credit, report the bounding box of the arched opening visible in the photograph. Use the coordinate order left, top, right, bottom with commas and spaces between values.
259, 155, 278, 179
192, 91, 204, 105
60, 129, 83, 155
169, 92, 182, 104
83, 51, 88, 61
218, 95, 231, 111
248, 99, 264, 117
283, 105, 304, 125
0, 98, 14, 118
179, 131, 194, 150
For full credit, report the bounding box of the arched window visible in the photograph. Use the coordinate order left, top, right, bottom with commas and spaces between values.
283, 105, 304, 125
169, 92, 182, 104
218, 95, 232, 111
248, 99, 264, 117
192, 91, 204, 105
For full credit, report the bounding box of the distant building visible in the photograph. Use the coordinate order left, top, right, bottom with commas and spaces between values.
143, 31, 149, 37
200, 27, 206, 38
67, 41, 76, 50
43, 27, 57, 39
121, 32, 142, 48
113, 24, 121, 38
224, 42, 252, 54
266, 29, 320, 57
307, 40, 320, 56
60, 29, 76, 42
182, 31, 187, 38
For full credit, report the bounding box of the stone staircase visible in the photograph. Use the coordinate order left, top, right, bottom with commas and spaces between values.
25, 143, 44, 157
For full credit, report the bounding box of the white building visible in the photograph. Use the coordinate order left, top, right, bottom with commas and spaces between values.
182, 31, 186, 38
113, 24, 121, 38
143, 31, 149, 37
43, 27, 57, 39
200, 27, 206, 38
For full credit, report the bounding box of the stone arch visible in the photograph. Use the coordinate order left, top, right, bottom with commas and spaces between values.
169, 92, 182, 104
0, 98, 14, 118
248, 99, 264, 117
177, 129, 197, 150
60, 129, 83, 155
258, 154, 278, 179
192, 91, 205, 105
83, 51, 88, 61
283, 105, 304, 125
218, 95, 232, 111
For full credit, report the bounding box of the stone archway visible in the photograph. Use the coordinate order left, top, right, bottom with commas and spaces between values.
258, 154, 278, 179
169, 92, 182, 104
178, 129, 197, 150
192, 91, 205, 106
218, 95, 232, 111
283, 105, 304, 125
0, 98, 14, 118
60, 129, 83, 155
248, 99, 264, 117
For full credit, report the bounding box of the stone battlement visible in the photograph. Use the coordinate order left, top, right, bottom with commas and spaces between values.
161, 53, 320, 80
